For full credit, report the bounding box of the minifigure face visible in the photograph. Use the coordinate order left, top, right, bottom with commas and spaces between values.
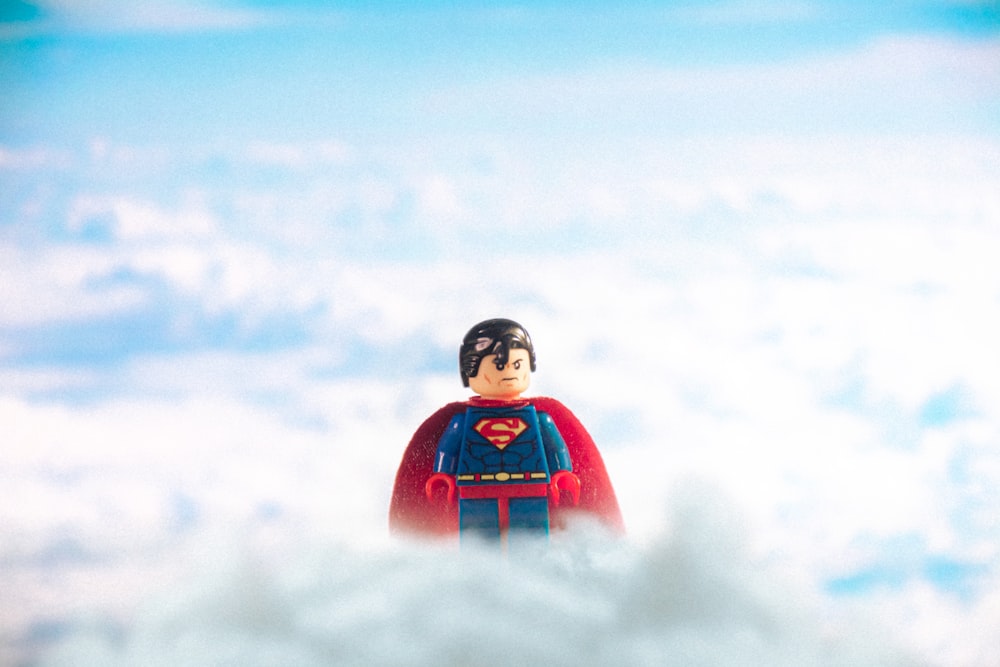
468, 349, 532, 400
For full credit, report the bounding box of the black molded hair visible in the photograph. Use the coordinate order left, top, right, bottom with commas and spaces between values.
459, 318, 537, 387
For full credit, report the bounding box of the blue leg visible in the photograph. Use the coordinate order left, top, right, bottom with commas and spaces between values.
507, 497, 549, 550
459, 498, 500, 545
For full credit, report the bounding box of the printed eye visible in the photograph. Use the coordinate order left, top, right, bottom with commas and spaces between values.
512, 360, 521, 370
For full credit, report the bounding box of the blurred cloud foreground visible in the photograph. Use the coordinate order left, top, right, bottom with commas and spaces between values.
2, 1, 1000, 666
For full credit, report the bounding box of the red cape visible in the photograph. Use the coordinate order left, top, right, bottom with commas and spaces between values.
389, 396, 624, 536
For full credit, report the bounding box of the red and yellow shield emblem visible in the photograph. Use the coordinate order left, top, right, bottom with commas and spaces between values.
473, 417, 528, 449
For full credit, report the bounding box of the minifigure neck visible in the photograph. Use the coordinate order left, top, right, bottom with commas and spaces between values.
469, 395, 530, 408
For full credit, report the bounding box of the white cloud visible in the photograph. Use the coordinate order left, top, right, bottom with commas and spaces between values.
413, 173, 464, 221
0, 393, 921, 667
242, 140, 353, 169
0, 245, 146, 327
0, 145, 74, 170
67, 194, 216, 242
4, 125, 1000, 666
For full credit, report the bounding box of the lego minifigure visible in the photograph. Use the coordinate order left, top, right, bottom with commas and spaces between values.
389, 318, 623, 543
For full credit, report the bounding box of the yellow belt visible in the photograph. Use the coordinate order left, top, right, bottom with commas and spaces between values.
457, 472, 548, 482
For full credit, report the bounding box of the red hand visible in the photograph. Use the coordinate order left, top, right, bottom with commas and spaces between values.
425, 473, 456, 505
549, 470, 581, 507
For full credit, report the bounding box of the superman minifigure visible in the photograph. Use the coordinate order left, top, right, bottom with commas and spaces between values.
389, 319, 623, 543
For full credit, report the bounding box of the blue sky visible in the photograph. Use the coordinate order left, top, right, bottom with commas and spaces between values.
2, 2, 1000, 665
2, 1, 998, 145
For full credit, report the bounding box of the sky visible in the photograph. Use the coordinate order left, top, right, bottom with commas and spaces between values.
2, 1, 1000, 666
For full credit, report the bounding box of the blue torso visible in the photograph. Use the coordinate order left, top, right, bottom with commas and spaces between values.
433, 402, 572, 486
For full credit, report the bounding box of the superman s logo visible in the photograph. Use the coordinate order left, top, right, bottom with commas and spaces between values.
474, 417, 528, 449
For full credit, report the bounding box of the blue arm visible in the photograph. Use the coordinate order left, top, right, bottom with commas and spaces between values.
432, 413, 465, 474
538, 411, 572, 473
